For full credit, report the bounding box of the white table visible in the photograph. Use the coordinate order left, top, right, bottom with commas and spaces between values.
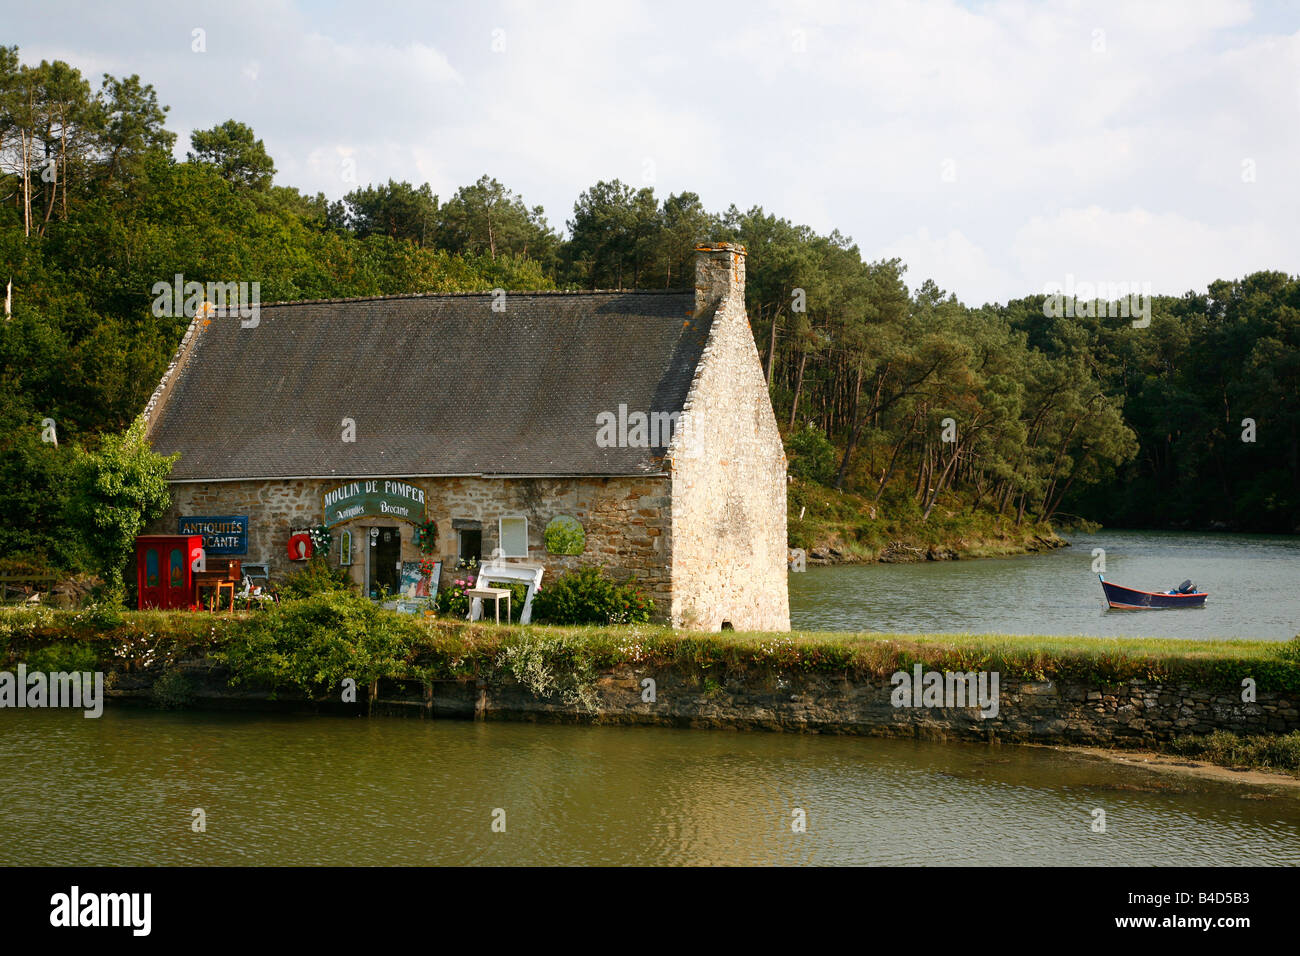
466, 586, 511, 623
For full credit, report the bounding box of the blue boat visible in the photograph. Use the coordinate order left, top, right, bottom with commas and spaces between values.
1099, 573, 1208, 609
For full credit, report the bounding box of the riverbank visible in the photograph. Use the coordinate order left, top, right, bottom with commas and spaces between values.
5, 602, 1298, 777
1054, 742, 1300, 789
787, 481, 1070, 564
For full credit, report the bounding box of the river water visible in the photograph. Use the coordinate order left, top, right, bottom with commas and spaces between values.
790, 530, 1300, 639
1, 708, 1297, 866
4, 530, 1296, 867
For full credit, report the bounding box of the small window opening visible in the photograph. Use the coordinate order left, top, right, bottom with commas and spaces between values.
458, 529, 482, 563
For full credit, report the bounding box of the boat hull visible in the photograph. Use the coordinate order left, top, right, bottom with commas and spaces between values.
1100, 579, 1208, 609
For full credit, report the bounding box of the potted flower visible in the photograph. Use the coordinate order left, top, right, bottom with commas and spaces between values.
415, 518, 438, 554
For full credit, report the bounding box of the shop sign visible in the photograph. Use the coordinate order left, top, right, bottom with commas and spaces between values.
178, 516, 248, 555
322, 480, 426, 527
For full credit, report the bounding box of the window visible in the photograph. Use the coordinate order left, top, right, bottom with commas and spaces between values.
145, 549, 159, 588
169, 549, 184, 588
499, 516, 528, 558
458, 528, 482, 563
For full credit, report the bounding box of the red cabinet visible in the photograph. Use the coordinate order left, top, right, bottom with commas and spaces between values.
136, 534, 202, 610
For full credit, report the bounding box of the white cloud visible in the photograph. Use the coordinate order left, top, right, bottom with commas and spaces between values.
1012, 206, 1292, 295
8, 0, 1298, 302
882, 227, 1022, 306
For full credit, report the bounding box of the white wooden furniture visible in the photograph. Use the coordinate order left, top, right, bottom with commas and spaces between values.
468, 559, 545, 624
466, 586, 511, 623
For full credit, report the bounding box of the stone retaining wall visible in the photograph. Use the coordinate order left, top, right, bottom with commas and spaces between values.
110, 661, 1300, 745
431, 669, 1299, 744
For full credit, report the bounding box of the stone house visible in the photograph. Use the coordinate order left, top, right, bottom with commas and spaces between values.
141, 243, 789, 631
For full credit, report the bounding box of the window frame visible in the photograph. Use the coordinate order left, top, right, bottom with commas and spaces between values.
498, 515, 529, 558
457, 528, 483, 563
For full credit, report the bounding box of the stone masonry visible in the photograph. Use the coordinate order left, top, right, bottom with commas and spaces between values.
157, 475, 673, 610
667, 244, 790, 631
442, 669, 1300, 744
143, 243, 790, 630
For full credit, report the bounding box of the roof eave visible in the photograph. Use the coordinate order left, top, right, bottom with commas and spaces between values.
166, 471, 670, 484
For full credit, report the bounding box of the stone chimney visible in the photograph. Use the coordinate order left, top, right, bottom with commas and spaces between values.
694, 242, 746, 317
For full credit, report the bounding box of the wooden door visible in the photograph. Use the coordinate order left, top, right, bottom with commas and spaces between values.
369, 527, 401, 599
138, 544, 163, 609
164, 544, 189, 609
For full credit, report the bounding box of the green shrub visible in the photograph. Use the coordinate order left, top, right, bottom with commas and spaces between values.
0, 418, 88, 572
786, 425, 837, 485
1277, 636, 1300, 664
499, 629, 600, 712
213, 590, 421, 696
151, 667, 197, 709
1167, 730, 1300, 772
68, 417, 178, 606
530, 566, 654, 626
23, 640, 100, 674
75, 601, 124, 631
279, 555, 353, 601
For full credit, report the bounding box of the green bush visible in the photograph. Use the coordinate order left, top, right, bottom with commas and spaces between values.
213, 590, 421, 696
499, 630, 600, 712
68, 417, 178, 606
530, 566, 654, 626
151, 666, 197, 709
75, 601, 124, 630
279, 555, 353, 601
1167, 730, 1300, 772
23, 640, 100, 674
0, 414, 88, 572
786, 425, 837, 485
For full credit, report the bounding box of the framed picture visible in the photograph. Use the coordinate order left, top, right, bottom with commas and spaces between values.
398, 560, 441, 603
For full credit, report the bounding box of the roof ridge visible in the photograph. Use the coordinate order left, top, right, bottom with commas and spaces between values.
250, 289, 692, 309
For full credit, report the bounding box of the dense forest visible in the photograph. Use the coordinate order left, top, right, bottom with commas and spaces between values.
2, 47, 1297, 575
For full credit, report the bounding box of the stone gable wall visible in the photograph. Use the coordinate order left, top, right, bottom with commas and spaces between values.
152, 475, 673, 613
669, 246, 790, 631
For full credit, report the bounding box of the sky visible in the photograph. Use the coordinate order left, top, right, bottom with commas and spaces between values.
7, 0, 1299, 305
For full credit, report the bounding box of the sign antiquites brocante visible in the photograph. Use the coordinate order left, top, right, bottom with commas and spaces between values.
322, 480, 427, 527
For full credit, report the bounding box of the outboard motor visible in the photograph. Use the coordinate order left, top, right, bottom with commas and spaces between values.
1174, 579, 1196, 594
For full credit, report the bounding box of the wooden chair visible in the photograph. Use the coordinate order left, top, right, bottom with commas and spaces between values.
194, 558, 241, 611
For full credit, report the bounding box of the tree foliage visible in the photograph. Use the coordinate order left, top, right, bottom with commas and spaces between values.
188, 119, 275, 189
1, 40, 1295, 594
68, 417, 178, 604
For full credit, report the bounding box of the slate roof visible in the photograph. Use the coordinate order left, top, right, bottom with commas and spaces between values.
146, 291, 709, 481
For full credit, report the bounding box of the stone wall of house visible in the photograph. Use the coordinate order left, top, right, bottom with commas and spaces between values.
151, 474, 673, 614
667, 244, 790, 631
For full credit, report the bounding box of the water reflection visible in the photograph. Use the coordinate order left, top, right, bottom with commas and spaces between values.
2, 709, 1297, 866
